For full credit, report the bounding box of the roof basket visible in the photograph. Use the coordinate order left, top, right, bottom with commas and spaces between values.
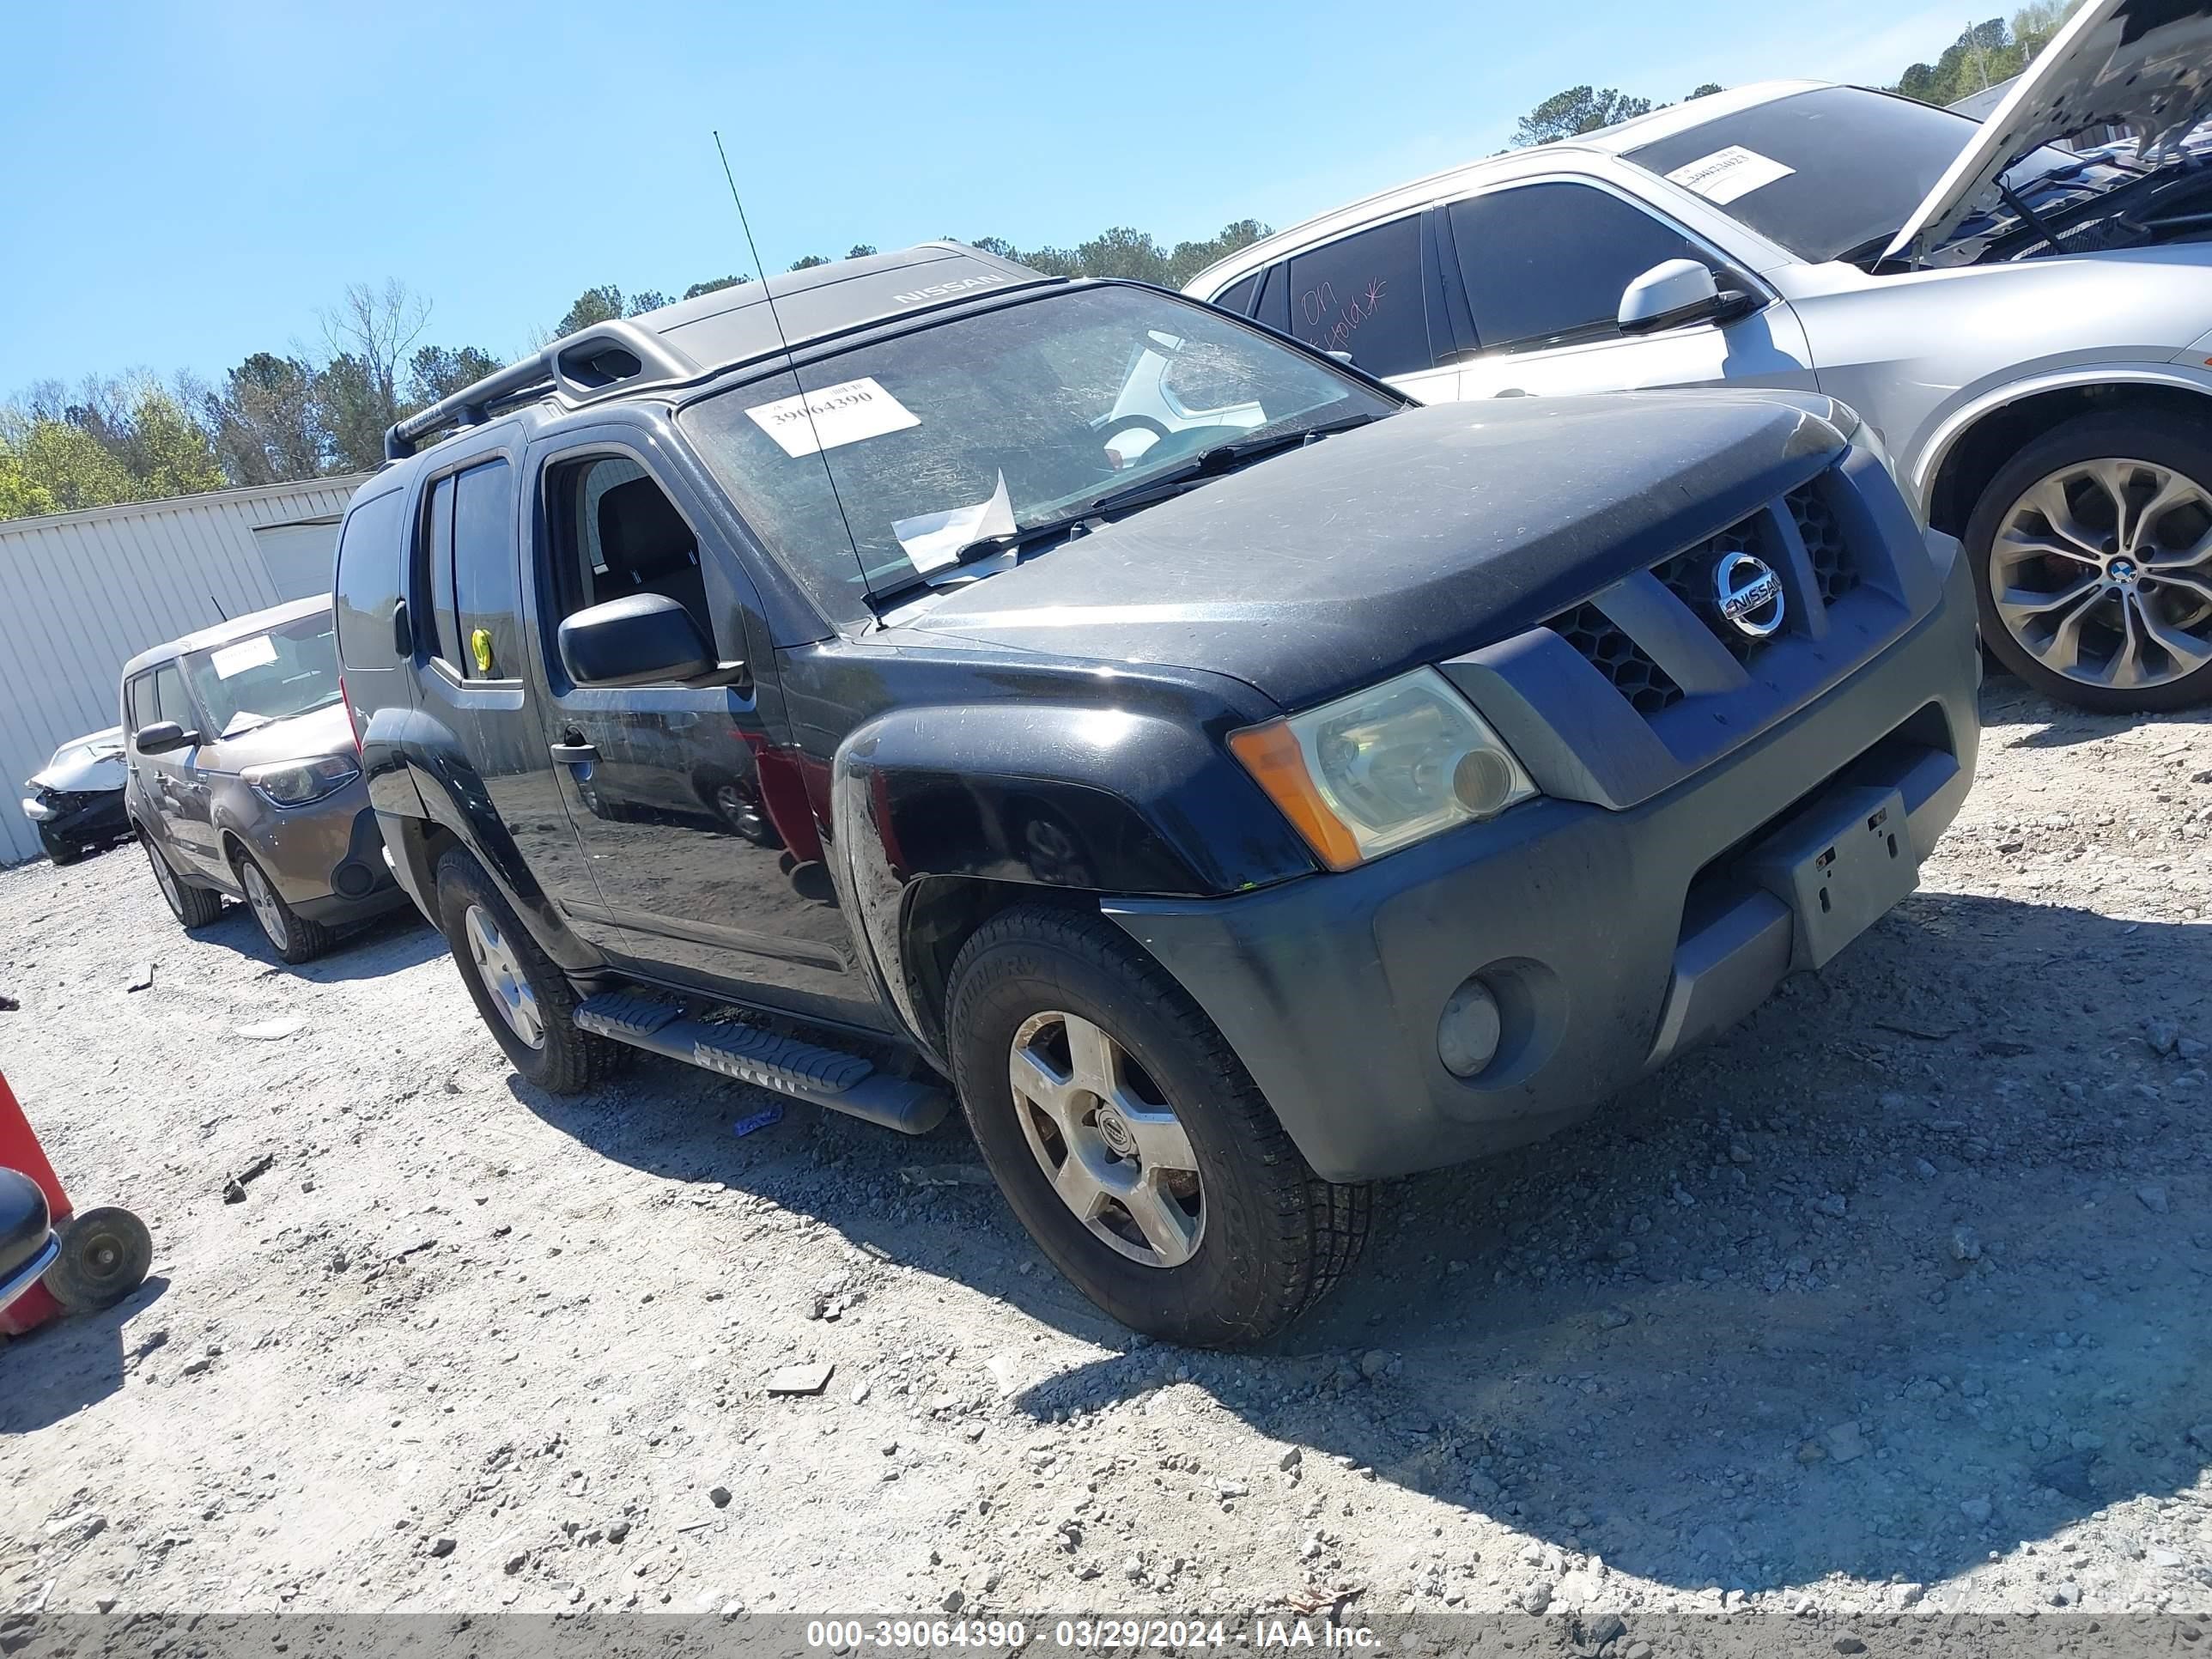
382, 320, 701, 459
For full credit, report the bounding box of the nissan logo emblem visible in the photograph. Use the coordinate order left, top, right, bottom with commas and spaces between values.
1714, 551, 1785, 639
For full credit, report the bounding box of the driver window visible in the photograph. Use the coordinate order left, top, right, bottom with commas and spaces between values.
1450, 182, 1716, 353
547, 455, 714, 646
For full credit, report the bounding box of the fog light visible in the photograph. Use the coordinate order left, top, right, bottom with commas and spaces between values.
1437, 978, 1503, 1078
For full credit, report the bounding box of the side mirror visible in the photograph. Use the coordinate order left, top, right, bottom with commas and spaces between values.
558, 594, 717, 689
133, 721, 193, 755
1618, 258, 1757, 335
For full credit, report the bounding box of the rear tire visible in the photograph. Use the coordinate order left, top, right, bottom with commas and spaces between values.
235, 852, 337, 965
143, 832, 223, 930
945, 903, 1369, 1348
1967, 410, 2212, 712
434, 849, 619, 1094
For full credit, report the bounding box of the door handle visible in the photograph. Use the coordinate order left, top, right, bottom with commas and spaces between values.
549, 740, 598, 766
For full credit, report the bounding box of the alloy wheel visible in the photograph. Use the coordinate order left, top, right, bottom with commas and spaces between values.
1007, 1010, 1205, 1267
1990, 456, 2212, 692
240, 861, 289, 953
464, 903, 545, 1049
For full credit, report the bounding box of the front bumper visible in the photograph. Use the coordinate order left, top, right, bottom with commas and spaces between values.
1109, 551, 1981, 1183
243, 789, 406, 924
21, 790, 128, 844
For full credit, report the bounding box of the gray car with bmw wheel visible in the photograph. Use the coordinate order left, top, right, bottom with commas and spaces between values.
334, 243, 1980, 1346
1188, 0, 2212, 711
119, 597, 411, 965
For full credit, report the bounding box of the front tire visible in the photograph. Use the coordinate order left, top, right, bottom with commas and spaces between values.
143, 832, 223, 930
434, 849, 619, 1094
236, 852, 336, 965
1968, 411, 2212, 712
946, 904, 1369, 1348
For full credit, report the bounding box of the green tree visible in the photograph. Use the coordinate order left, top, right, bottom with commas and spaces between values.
204, 352, 321, 485
1893, 5, 2077, 106
116, 385, 223, 498
627, 289, 672, 315
0, 453, 59, 520
684, 274, 752, 300
555, 284, 627, 337
846, 243, 878, 259
1512, 86, 1655, 146
0, 414, 137, 512
313, 353, 390, 474
405, 345, 501, 407
788, 254, 831, 270
1689, 82, 1723, 99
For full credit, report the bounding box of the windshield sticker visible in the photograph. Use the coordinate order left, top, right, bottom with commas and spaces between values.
209, 635, 279, 678
892, 471, 1015, 574
744, 376, 920, 459
1664, 145, 1796, 205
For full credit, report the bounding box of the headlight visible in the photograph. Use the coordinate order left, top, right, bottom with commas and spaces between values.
1229, 668, 1537, 870
244, 756, 359, 808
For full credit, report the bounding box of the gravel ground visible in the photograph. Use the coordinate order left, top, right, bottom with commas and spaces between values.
1, 678, 2209, 1629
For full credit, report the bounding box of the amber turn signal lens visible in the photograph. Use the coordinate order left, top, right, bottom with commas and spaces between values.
1229, 721, 1363, 872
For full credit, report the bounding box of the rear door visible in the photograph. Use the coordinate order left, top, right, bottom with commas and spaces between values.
404, 441, 605, 915
1279, 211, 1462, 404
1445, 176, 1816, 402
523, 431, 881, 1024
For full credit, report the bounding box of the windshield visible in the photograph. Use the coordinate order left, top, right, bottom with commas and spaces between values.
678, 284, 1397, 616
181, 613, 343, 738
1624, 86, 2081, 262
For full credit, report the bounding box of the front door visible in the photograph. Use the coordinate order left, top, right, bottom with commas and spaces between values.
526, 440, 882, 1026
1442, 179, 1817, 404
129, 661, 222, 877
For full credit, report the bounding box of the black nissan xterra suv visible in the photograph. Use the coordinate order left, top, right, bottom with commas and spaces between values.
335, 242, 1979, 1346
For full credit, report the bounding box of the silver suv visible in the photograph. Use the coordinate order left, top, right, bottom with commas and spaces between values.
1187, 0, 2212, 712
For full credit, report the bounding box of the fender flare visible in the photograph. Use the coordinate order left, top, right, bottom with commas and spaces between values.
826, 700, 1316, 1054
1909, 360, 2212, 520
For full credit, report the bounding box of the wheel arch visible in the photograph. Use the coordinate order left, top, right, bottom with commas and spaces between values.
1919, 372, 2212, 538
896, 875, 1101, 1062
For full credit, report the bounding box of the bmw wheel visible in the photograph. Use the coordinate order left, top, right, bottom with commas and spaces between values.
1969, 412, 2212, 713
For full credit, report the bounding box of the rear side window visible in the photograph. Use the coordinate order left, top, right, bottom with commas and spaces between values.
416, 459, 521, 680
1285, 216, 1431, 377
453, 459, 521, 680
1210, 273, 1259, 316
1450, 182, 1715, 354
333, 489, 407, 668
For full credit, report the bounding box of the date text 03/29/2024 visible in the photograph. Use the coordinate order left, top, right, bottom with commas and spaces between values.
803, 1620, 1382, 1650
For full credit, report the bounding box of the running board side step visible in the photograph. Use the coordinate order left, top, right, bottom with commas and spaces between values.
573, 990, 950, 1135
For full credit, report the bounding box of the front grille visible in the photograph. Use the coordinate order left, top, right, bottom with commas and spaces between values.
1789, 482, 1858, 605
1651, 515, 1774, 666
1542, 468, 1867, 724
1548, 602, 1683, 716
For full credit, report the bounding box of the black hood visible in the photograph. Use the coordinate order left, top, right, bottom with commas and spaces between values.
895, 392, 1848, 711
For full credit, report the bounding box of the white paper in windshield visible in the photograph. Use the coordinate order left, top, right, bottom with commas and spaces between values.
1665, 145, 1795, 205
744, 376, 919, 458
892, 471, 1016, 574
209, 635, 278, 678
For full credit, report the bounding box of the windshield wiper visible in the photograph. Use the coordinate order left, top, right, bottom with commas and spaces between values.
866, 411, 1383, 612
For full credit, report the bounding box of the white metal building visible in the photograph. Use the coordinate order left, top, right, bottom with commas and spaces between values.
0, 474, 369, 866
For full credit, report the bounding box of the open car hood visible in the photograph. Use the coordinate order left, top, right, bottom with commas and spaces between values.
1882, 0, 2212, 265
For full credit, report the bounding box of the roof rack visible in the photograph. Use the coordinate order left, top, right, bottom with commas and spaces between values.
382, 319, 702, 460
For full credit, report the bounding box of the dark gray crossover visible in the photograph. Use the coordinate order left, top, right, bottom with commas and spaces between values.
335, 243, 1980, 1345
123, 597, 409, 963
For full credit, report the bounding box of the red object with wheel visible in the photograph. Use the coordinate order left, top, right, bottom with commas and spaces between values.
0, 1066, 152, 1335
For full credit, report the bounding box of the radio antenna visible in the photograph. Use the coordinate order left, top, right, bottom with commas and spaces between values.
711, 131, 864, 583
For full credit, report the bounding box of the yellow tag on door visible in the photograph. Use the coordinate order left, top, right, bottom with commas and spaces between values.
470, 628, 494, 676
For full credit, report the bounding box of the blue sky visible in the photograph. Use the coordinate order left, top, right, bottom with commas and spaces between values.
3, 0, 1972, 391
